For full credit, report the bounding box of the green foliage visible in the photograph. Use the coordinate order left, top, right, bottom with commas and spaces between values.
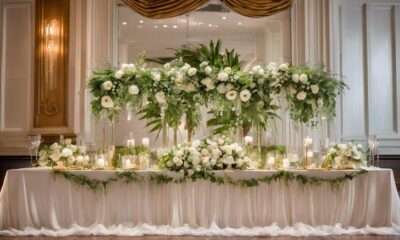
53, 168, 368, 192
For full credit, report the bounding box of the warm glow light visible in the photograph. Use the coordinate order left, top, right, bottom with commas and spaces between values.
139, 20, 144, 23
222, 16, 227, 20
163, 24, 168, 28
238, 22, 243, 26
208, 24, 212, 27
173, 25, 178, 29
122, 21, 127, 25
45, 19, 59, 52
154, 25, 158, 29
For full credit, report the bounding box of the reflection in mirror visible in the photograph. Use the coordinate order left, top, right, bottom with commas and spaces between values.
116, 1, 291, 147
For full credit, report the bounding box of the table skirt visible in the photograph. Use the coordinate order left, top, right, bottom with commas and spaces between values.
0, 168, 399, 236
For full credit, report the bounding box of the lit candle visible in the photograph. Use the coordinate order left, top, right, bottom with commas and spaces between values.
142, 138, 150, 147
244, 136, 253, 146
282, 158, 290, 169
306, 151, 314, 158
127, 139, 135, 147
267, 156, 275, 169
96, 155, 105, 168
76, 156, 84, 164
304, 136, 312, 147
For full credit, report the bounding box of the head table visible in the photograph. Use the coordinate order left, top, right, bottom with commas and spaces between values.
0, 167, 399, 236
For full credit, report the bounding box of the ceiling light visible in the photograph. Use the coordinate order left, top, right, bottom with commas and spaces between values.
238, 22, 243, 26
139, 20, 144, 23
208, 24, 212, 27
163, 24, 168, 28
154, 25, 158, 29
173, 25, 178, 29
122, 22, 127, 25
222, 16, 227, 20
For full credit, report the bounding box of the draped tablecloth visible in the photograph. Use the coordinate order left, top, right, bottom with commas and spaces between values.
0, 167, 399, 236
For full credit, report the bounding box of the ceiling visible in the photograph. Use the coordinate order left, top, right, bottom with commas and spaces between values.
117, 1, 290, 63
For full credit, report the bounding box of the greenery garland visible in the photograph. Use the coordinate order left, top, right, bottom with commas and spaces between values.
52, 169, 368, 192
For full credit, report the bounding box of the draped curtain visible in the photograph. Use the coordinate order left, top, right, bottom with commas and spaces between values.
121, 0, 293, 19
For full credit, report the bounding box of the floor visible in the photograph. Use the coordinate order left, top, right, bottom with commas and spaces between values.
0, 236, 399, 240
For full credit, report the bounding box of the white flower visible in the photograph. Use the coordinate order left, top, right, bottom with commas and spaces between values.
175, 73, 183, 83
187, 67, 197, 76
201, 78, 215, 90
101, 96, 114, 108
204, 66, 212, 75
225, 83, 234, 91
217, 72, 229, 81
50, 143, 59, 150
292, 74, 299, 83
164, 63, 171, 70
317, 98, 324, 107
357, 144, 363, 149
311, 85, 319, 94
102, 81, 113, 90
192, 140, 201, 148
226, 90, 238, 101
155, 91, 166, 104
50, 151, 61, 161
217, 84, 227, 94
202, 156, 210, 163
200, 61, 209, 68
217, 138, 225, 145
61, 148, 73, 157
65, 139, 72, 145
252, 65, 261, 72
257, 68, 265, 75
239, 89, 251, 102
129, 85, 139, 95
201, 148, 209, 156
279, 63, 288, 71
224, 67, 232, 73
173, 156, 181, 163
353, 151, 362, 160
176, 159, 183, 167
296, 91, 307, 101
152, 72, 161, 82
115, 70, 124, 79
299, 73, 308, 84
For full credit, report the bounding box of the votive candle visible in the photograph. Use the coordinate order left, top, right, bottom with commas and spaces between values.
142, 138, 150, 147
304, 136, 312, 147
244, 136, 253, 146
282, 158, 290, 169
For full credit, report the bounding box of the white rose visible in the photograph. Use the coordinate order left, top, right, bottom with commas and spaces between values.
176, 159, 183, 167
50, 151, 61, 161
357, 144, 363, 149
202, 156, 210, 163
224, 67, 232, 73
353, 151, 362, 160
129, 85, 139, 95
252, 65, 261, 72
279, 63, 288, 71
239, 89, 251, 102
296, 91, 307, 101
201, 148, 209, 156
176, 150, 184, 157
152, 72, 161, 82
204, 66, 212, 75
155, 92, 166, 104
217, 84, 227, 94
61, 148, 73, 157
311, 85, 319, 94
65, 139, 72, 145
217, 72, 229, 81
299, 73, 308, 84
102, 81, 113, 90
226, 90, 238, 101
164, 63, 171, 70
175, 73, 183, 83
317, 98, 324, 107
257, 68, 265, 75
292, 74, 299, 83
173, 156, 181, 163
115, 70, 124, 79
192, 140, 201, 148
101, 96, 114, 108
210, 159, 217, 166
187, 67, 197, 76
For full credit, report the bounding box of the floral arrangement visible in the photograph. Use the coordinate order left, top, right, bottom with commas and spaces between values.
38, 139, 87, 167
87, 40, 346, 139
322, 142, 367, 169
159, 136, 250, 176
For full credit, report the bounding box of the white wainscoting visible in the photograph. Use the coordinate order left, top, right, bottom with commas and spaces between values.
331, 0, 400, 154
0, 0, 34, 154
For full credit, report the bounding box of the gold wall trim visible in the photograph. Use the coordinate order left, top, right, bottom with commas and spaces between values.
34, 0, 69, 127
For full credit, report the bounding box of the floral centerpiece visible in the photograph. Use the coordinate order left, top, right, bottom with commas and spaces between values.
159, 136, 250, 177
38, 139, 87, 167
322, 142, 367, 169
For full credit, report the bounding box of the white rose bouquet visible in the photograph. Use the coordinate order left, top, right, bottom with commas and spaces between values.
38, 139, 85, 167
159, 136, 249, 177
322, 142, 366, 169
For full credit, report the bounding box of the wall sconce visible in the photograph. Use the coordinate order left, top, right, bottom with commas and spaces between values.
45, 19, 59, 53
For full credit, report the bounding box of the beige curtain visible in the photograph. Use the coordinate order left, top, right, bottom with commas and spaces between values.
121, 0, 293, 19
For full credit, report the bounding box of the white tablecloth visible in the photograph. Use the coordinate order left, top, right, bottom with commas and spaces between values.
0, 167, 399, 236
